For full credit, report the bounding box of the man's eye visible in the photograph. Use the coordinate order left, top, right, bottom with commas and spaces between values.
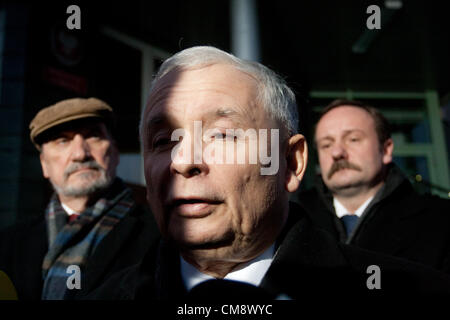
87, 136, 101, 142
212, 133, 226, 140
212, 133, 236, 141
56, 138, 69, 144
349, 137, 360, 142
152, 137, 171, 149
320, 144, 330, 149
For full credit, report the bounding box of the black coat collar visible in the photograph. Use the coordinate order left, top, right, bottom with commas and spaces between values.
135, 202, 351, 299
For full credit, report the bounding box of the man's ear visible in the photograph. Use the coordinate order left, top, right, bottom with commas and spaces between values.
39, 152, 49, 178
382, 138, 394, 165
285, 134, 308, 193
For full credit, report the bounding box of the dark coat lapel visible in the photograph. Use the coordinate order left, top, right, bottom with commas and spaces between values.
260, 205, 354, 298
153, 240, 186, 300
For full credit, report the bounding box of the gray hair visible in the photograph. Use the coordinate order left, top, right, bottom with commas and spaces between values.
140, 46, 299, 140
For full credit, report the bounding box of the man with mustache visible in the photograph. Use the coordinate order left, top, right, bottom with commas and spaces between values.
297, 99, 450, 273
0, 98, 158, 299
86, 47, 450, 300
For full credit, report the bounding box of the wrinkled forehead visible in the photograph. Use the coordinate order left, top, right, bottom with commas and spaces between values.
315, 105, 376, 140
142, 64, 263, 128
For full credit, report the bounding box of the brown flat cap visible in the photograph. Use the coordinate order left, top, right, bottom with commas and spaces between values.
29, 97, 114, 150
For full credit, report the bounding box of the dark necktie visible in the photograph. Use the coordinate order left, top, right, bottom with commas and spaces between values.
340, 214, 358, 236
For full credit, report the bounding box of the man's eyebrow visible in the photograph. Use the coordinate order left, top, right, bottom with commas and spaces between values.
342, 129, 365, 137
316, 129, 365, 142
216, 108, 237, 117
316, 136, 334, 143
146, 114, 172, 131
146, 114, 167, 127
205, 108, 246, 126
144, 114, 172, 138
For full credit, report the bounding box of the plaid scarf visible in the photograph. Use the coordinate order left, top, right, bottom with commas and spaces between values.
41, 178, 135, 300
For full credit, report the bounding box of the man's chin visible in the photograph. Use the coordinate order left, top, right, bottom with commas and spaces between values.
54, 178, 112, 197
328, 181, 364, 195
70, 180, 100, 190
171, 232, 235, 251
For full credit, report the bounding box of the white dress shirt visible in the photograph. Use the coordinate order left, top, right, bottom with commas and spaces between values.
333, 196, 374, 218
180, 244, 275, 291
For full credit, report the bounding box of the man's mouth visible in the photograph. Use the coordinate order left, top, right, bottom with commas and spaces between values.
74, 167, 95, 173
168, 198, 222, 218
70, 167, 98, 176
64, 161, 103, 179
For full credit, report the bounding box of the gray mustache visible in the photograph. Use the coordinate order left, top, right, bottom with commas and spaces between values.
327, 160, 362, 180
64, 160, 104, 179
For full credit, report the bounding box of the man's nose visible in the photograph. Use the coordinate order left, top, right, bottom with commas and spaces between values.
330, 143, 348, 160
69, 134, 91, 161
170, 135, 209, 178
171, 161, 208, 178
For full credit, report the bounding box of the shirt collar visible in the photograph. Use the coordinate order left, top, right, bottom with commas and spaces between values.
333, 196, 374, 218
61, 202, 79, 216
180, 244, 275, 291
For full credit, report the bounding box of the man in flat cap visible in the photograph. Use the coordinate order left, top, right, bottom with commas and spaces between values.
0, 97, 158, 300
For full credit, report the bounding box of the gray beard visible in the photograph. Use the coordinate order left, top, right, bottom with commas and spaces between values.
51, 171, 114, 198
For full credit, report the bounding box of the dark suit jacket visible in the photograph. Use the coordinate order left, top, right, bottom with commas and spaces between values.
296, 164, 450, 274
0, 190, 159, 300
84, 202, 450, 300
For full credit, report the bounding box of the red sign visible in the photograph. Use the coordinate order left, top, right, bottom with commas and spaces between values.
43, 66, 88, 94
